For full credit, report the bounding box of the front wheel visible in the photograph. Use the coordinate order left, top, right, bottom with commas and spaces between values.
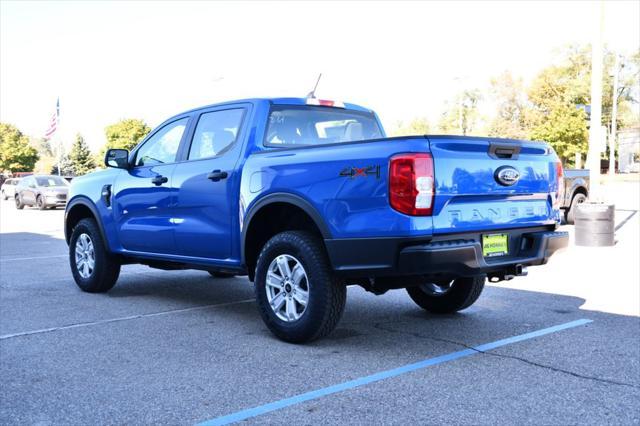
2, 191, 7, 200
15, 195, 24, 209
406, 276, 485, 314
254, 231, 346, 343
36, 195, 47, 210
69, 218, 121, 293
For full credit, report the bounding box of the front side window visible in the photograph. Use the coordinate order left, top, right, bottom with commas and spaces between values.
135, 118, 188, 167
265, 106, 383, 147
188, 109, 244, 160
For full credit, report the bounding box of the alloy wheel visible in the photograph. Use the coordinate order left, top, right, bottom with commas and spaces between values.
75, 233, 96, 279
265, 254, 309, 322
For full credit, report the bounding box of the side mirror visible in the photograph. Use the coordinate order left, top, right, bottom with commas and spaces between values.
105, 149, 129, 169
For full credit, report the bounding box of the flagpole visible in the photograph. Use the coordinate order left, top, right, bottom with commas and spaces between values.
56, 98, 61, 176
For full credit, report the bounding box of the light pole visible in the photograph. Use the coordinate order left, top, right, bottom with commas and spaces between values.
609, 54, 621, 176
587, 1, 605, 200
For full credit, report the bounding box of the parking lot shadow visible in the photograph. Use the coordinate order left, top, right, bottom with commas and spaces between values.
0, 231, 67, 259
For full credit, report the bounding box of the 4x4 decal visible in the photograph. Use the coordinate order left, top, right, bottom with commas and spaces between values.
339, 165, 380, 179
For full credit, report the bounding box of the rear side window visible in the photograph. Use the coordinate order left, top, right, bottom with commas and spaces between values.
188, 109, 245, 160
265, 106, 383, 147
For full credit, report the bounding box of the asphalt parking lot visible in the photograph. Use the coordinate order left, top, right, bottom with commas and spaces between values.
1, 182, 639, 425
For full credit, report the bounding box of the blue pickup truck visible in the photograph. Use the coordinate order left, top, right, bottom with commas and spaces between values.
65, 97, 568, 342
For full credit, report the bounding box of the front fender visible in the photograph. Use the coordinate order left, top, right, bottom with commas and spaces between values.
64, 196, 109, 246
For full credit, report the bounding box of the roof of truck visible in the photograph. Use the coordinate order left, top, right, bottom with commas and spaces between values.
179, 97, 374, 116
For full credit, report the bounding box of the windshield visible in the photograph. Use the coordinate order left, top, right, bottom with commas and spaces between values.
265, 106, 383, 147
36, 176, 69, 187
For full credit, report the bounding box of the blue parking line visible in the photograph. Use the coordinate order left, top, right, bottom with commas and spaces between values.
197, 318, 592, 426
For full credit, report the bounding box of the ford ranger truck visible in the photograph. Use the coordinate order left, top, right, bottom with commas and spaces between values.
65, 97, 568, 343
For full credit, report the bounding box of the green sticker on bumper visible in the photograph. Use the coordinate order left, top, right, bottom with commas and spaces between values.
482, 233, 508, 257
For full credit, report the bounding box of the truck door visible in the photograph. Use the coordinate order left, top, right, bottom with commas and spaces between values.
111, 117, 190, 254
171, 106, 249, 261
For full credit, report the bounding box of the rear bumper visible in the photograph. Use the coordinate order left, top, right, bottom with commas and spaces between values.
325, 227, 568, 278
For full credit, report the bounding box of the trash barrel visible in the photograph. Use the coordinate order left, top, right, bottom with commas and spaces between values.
574, 203, 615, 247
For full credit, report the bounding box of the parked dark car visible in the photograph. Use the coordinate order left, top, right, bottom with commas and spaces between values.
15, 175, 69, 210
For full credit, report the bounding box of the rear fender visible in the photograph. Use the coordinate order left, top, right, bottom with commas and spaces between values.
241, 192, 331, 264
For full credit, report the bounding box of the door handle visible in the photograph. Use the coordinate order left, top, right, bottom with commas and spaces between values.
151, 175, 168, 186
207, 170, 228, 182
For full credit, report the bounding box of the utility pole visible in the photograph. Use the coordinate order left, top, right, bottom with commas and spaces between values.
587, 1, 605, 200
609, 54, 620, 176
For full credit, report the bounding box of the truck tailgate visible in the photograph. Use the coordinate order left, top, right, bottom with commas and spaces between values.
428, 136, 560, 234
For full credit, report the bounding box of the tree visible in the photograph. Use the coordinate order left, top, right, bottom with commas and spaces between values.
69, 133, 96, 175
527, 45, 639, 163
0, 123, 39, 172
101, 119, 151, 157
29, 136, 52, 157
487, 71, 529, 139
438, 89, 483, 135
50, 154, 74, 176
615, 50, 640, 129
529, 105, 588, 162
390, 117, 430, 136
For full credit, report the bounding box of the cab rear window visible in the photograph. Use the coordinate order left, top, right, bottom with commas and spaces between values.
265, 106, 383, 147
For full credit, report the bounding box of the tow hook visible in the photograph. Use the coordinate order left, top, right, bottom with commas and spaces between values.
488, 264, 527, 283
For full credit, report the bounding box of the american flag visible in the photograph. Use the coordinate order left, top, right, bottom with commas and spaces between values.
44, 98, 59, 140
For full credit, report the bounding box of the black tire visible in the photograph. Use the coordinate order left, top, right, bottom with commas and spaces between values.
565, 192, 587, 225
208, 271, 236, 278
69, 218, 121, 293
254, 231, 346, 343
2, 191, 7, 201
14, 195, 24, 210
406, 276, 485, 314
36, 195, 47, 210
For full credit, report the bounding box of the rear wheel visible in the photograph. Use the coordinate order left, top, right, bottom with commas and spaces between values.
406, 276, 485, 314
254, 231, 346, 343
2, 190, 7, 200
14, 195, 24, 209
565, 193, 587, 224
69, 218, 120, 293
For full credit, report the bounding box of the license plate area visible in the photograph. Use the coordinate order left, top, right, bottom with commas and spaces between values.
482, 233, 508, 257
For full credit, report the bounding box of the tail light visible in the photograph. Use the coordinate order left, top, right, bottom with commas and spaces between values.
554, 161, 564, 209
389, 153, 434, 216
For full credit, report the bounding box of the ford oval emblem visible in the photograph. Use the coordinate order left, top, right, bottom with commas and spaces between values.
495, 166, 520, 186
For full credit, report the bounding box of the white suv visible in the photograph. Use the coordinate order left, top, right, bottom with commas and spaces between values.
1, 178, 21, 200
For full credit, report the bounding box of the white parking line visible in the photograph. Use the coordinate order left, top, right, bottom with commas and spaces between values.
0, 299, 255, 340
0, 254, 68, 262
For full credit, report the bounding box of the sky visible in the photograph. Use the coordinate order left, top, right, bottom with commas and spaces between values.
1, 0, 639, 152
